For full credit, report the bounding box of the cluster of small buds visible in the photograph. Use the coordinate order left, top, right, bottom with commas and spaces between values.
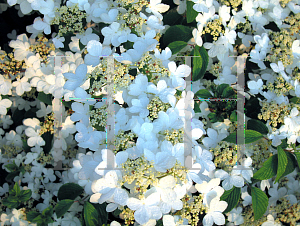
179, 193, 207, 226
284, 13, 300, 36
165, 160, 188, 184
1, 145, 22, 159
29, 35, 55, 64
63, 145, 78, 159
263, 76, 294, 97
209, 141, 237, 171
266, 30, 295, 66
36, 151, 54, 165
258, 100, 290, 130
274, 197, 300, 226
160, 128, 184, 146
219, 0, 242, 11
120, 206, 135, 226
147, 96, 172, 121
280, 0, 293, 8
209, 62, 222, 77
236, 19, 253, 35
135, 52, 170, 84
115, 0, 148, 35
51, 4, 86, 36
21, 87, 37, 101
240, 205, 268, 226
0, 50, 27, 79
113, 130, 136, 153
89, 105, 108, 129
251, 139, 272, 169
203, 18, 225, 41
39, 112, 55, 135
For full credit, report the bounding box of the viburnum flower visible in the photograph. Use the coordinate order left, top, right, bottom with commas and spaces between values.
84, 40, 112, 66
0, 96, 12, 115
214, 169, 245, 190
193, 145, 215, 172
154, 47, 171, 68
36, 102, 52, 118
91, 170, 129, 210
147, 80, 176, 108
128, 74, 149, 96
63, 64, 88, 91
23, 118, 45, 147
227, 207, 244, 225
126, 191, 162, 225
202, 197, 228, 226
202, 128, 227, 149
195, 178, 224, 206
167, 61, 191, 91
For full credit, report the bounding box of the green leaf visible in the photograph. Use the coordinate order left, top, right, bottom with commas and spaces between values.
222, 86, 235, 98
4, 162, 18, 172
163, 25, 193, 47
222, 130, 264, 144
294, 151, 300, 168
41, 131, 53, 154
253, 154, 278, 180
57, 183, 84, 201
55, 199, 74, 218
194, 89, 213, 99
220, 186, 241, 213
247, 119, 269, 135
230, 111, 237, 122
281, 152, 297, 178
42, 205, 53, 216
216, 84, 229, 97
275, 146, 288, 183
19, 189, 32, 202
163, 11, 183, 26
194, 101, 201, 113
11, 182, 21, 196
251, 187, 268, 221
186, 0, 198, 23
289, 96, 300, 104
12, 108, 26, 127
191, 45, 209, 81
92, 203, 108, 226
84, 202, 99, 226
167, 41, 187, 54
27, 212, 40, 222
37, 92, 53, 106
62, 100, 74, 109
2, 197, 19, 208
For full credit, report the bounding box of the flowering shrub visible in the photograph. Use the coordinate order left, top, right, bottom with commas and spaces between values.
0, 0, 300, 225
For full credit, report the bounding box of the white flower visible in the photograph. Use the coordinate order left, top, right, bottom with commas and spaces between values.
262, 215, 281, 226
127, 192, 162, 225
52, 36, 65, 48
23, 118, 45, 147
193, 145, 215, 172
32, 16, 52, 35
203, 37, 227, 59
173, 0, 186, 14
5, 130, 23, 147
202, 128, 227, 149
144, 148, 176, 173
147, 80, 176, 107
192, 25, 203, 47
192, 0, 213, 13
0, 96, 12, 115
84, 40, 112, 66
0, 74, 12, 95
146, 0, 169, 20
70, 102, 90, 126
270, 61, 290, 82
248, 79, 263, 95
128, 74, 149, 96
168, 61, 191, 91
63, 64, 88, 91
202, 197, 228, 226
228, 207, 244, 225
268, 182, 287, 206
36, 102, 52, 118
214, 169, 244, 190
154, 47, 171, 68
100, 8, 118, 23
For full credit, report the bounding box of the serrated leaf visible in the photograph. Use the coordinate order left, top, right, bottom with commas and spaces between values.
247, 119, 268, 135
19, 189, 32, 202
191, 45, 209, 81
163, 25, 193, 47
92, 203, 108, 226
194, 101, 201, 113
84, 202, 99, 226
42, 205, 53, 216
222, 130, 264, 144
11, 182, 21, 196
253, 154, 278, 180
57, 183, 84, 201
275, 146, 288, 183
55, 199, 74, 218
251, 187, 268, 221
195, 89, 213, 99
294, 152, 300, 168
186, 0, 198, 23
216, 84, 229, 97
220, 186, 241, 213
222, 86, 235, 98
37, 92, 53, 106
167, 41, 187, 54
281, 152, 297, 178
27, 212, 40, 222
290, 96, 300, 104
230, 111, 237, 122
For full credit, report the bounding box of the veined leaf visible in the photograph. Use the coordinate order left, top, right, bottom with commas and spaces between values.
167, 41, 187, 54
220, 186, 241, 213
84, 202, 99, 226
275, 146, 287, 183
247, 119, 268, 135
253, 154, 278, 180
251, 187, 268, 221
55, 199, 74, 218
57, 183, 84, 201
186, 1, 198, 23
